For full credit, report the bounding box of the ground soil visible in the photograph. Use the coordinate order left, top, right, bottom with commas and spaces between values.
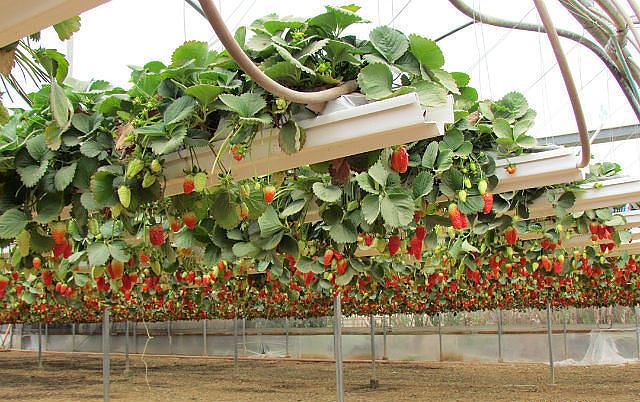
0, 351, 639, 401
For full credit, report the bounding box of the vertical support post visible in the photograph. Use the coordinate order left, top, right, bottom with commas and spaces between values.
333, 293, 344, 402
203, 320, 208, 356
44, 323, 48, 351
285, 318, 290, 357
438, 313, 443, 362
242, 318, 247, 353
382, 315, 388, 360
497, 308, 503, 363
167, 321, 172, 354
563, 309, 568, 360
369, 314, 378, 388
233, 318, 239, 375
37, 323, 43, 369
132, 322, 137, 354
124, 320, 130, 374
8, 324, 13, 349
635, 305, 640, 360
71, 323, 76, 353
102, 308, 110, 402
546, 303, 555, 385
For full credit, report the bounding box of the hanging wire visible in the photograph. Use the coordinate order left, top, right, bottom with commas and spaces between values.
477, 1, 494, 98
388, 0, 413, 26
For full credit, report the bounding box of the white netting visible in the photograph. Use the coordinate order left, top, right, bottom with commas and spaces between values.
557, 331, 635, 366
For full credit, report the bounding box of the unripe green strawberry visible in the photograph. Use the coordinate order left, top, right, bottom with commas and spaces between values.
88, 219, 99, 236
118, 185, 131, 208
111, 203, 122, 218
194, 172, 207, 192
458, 190, 467, 203
463, 177, 472, 189
478, 179, 488, 195
125, 158, 145, 179
150, 159, 162, 173
142, 172, 157, 188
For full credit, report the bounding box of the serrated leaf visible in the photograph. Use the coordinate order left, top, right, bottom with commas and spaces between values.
335, 268, 355, 286
53, 16, 81, 40
422, 141, 438, 168
150, 125, 187, 155
185, 84, 225, 105
232, 242, 262, 258
432, 69, 459, 95
211, 190, 241, 229
274, 44, 316, 76
258, 206, 284, 237
370, 25, 408, 63
80, 140, 108, 159
219, 93, 266, 117
164, 96, 197, 125
357, 63, 393, 100
278, 120, 306, 154
557, 192, 576, 209
108, 241, 130, 262
26, 134, 52, 161
280, 199, 306, 218
87, 242, 110, 266
408, 34, 444, 70
361, 194, 380, 224
493, 118, 512, 139
50, 81, 73, 130
171, 40, 209, 67
355, 173, 379, 194
380, 191, 414, 228
54, 163, 77, 191
414, 80, 447, 108
329, 221, 358, 243
312, 182, 342, 203
34, 193, 64, 224
413, 171, 434, 198
368, 160, 389, 187
90, 171, 116, 207
15, 151, 48, 188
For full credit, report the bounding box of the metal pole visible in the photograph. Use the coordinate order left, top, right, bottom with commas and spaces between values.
102, 308, 110, 402
370, 314, 378, 388
546, 303, 555, 385
124, 320, 130, 374
383, 315, 388, 360
635, 305, 640, 360
203, 320, 208, 356
233, 318, 239, 375
167, 321, 172, 354
44, 323, 48, 350
563, 309, 568, 360
285, 318, 289, 357
132, 322, 137, 354
37, 323, 43, 369
333, 293, 344, 402
438, 313, 443, 362
71, 323, 76, 353
497, 308, 503, 363
242, 318, 247, 353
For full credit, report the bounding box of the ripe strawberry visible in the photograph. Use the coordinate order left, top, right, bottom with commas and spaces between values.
390, 146, 409, 173
32, 257, 41, 269
304, 271, 315, 286
364, 234, 374, 246
505, 164, 516, 175
482, 193, 494, 214
60, 283, 68, 294
263, 185, 276, 204
388, 235, 401, 256
139, 251, 149, 264
183, 175, 195, 194
149, 225, 165, 246
323, 249, 334, 267
415, 226, 427, 241
183, 212, 197, 230
336, 259, 348, 275
51, 222, 67, 245
505, 227, 518, 245
589, 222, 599, 235
410, 236, 422, 260
42, 270, 53, 286
170, 218, 182, 233
553, 259, 563, 274
108, 260, 124, 280
55, 282, 62, 293
448, 203, 463, 230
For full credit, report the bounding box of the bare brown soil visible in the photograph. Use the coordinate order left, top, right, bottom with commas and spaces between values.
0, 351, 639, 401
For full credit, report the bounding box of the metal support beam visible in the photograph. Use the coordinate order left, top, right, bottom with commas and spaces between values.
37, 323, 43, 369
563, 310, 568, 360
538, 124, 640, 147
71, 323, 76, 353
438, 313, 443, 362
497, 308, 504, 363
285, 318, 289, 357
333, 293, 344, 402
370, 314, 378, 389
167, 321, 172, 354
203, 320, 207, 356
635, 305, 640, 360
383, 315, 388, 360
102, 308, 110, 402
233, 318, 239, 375
44, 324, 48, 350
132, 322, 137, 354
124, 320, 130, 374
546, 304, 555, 385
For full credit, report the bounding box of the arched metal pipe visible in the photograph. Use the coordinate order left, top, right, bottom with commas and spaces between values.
196, 0, 357, 105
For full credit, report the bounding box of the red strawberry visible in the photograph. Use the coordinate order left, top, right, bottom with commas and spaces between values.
170, 219, 182, 233
589, 222, 599, 235
42, 270, 53, 286
553, 259, 563, 274
505, 164, 516, 175
108, 260, 124, 280
448, 203, 463, 230
364, 234, 373, 246
323, 249, 334, 267
183, 212, 197, 230
388, 235, 401, 257
459, 213, 469, 229
336, 260, 348, 275
149, 225, 165, 246
304, 271, 315, 286
505, 227, 518, 245
183, 176, 195, 194
263, 185, 276, 204
15, 284, 23, 295
55, 282, 62, 293
32, 257, 41, 269
51, 222, 67, 245
482, 193, 494, 214
410, 236, 422, 260
415, 226, 427, 241
139, 251, 149, 264
390, 146, 409, 173
0, 276, 8, 291
60, 283, 68, 294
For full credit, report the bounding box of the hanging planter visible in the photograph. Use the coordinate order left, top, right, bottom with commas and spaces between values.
162, 93, 454, 197
492, 147, 584, 194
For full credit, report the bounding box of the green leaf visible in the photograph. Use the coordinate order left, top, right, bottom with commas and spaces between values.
595, 208, 613, 221
0, 209, 28, 239
492, 118, 512, 139
50, 81, 73, 130
443, 129, 463, 150
516, 135, 537, 148
164, 96, 197, 125
34, 193, 64, 223
264, 61, 300, 83
435, 149, 453, 171
185, 84, 226, 105
53, 16, 81, 40
274, 44, 316, 76
280, 199, 307, 218
357, 63, 393, 100
15, 151, 48, 188
380, 191, 414, 228
432, 69, 459, 94
422, 141, 439, 168
413, 171, 434, 198
54, 163, 77, 191
90, 171, 117, 207
87, 242, 110, 266
369, 25, 408, 63
30, 230, 54, 253
414, 80, 448, 108
355, 173, 379, 194
335, 268, 355, 286
211, 190, 241, 229
150, 125, 187, 155
232, 242, 262, 258
361, 194, 381, 224
451, 72, 470, 87
329, 221, 358, 243
497, 92, 529, 119
80, 140, 108, 159
258, 206, 284, 238
557, 192, 576, 209
408, 34, 444, 70
278, 120, 306, 154
73, 272, 89, 287
108, 241, 130, 262
72, 113, 103, 134
219, 93, 266, 117
312, 182, 342, 203
368, 160, 389, 187
459, 195, 484, 215
26, 134, 52, 161
171, 40, 209, 67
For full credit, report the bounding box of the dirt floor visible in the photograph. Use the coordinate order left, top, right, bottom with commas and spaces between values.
1, 351, 639, 401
